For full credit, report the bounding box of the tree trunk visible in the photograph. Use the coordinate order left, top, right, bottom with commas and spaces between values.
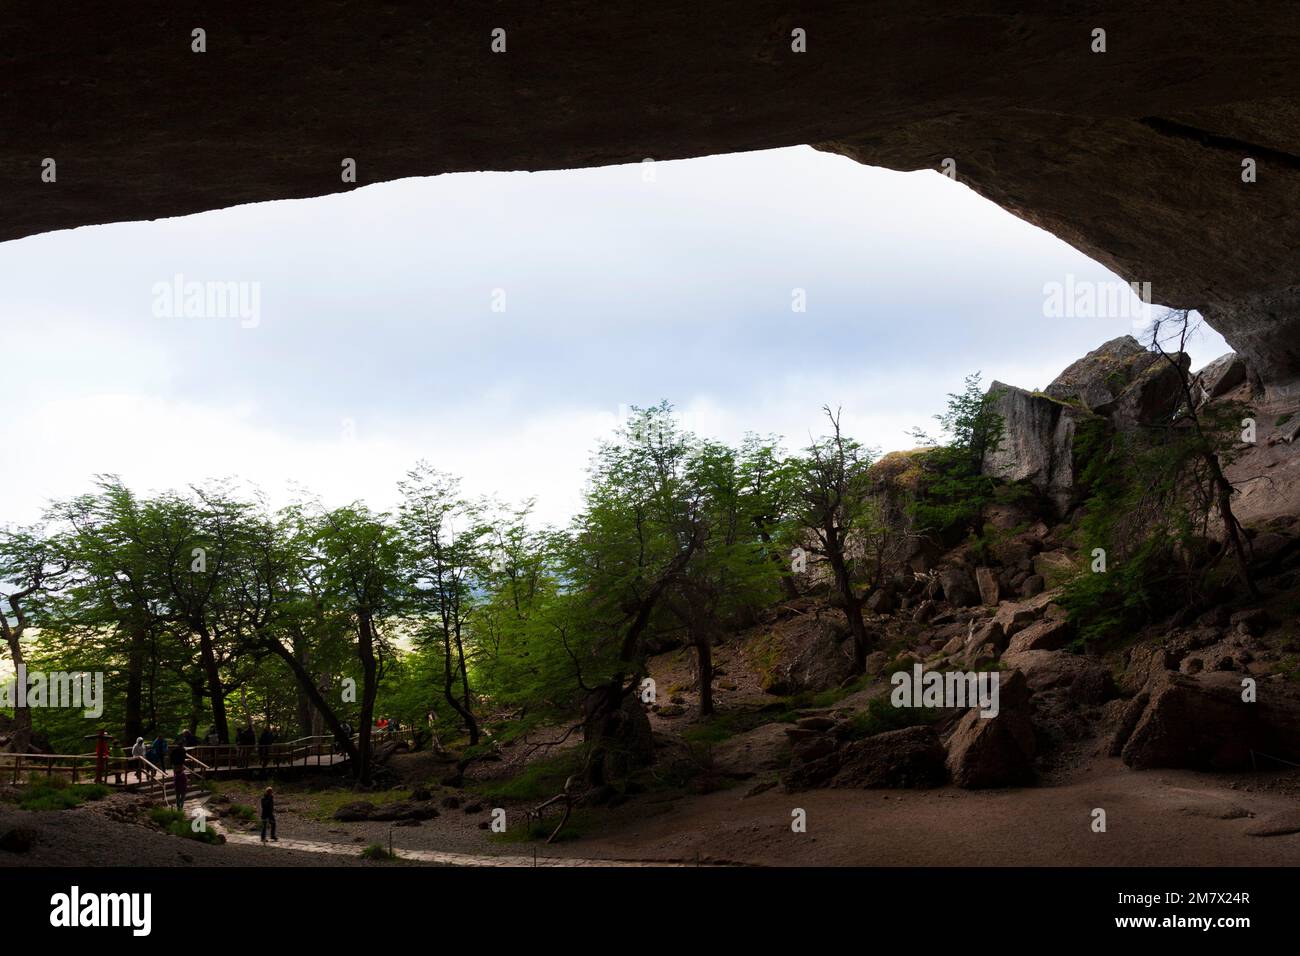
3, 634, 32, 753
356, 613, 379, 784
196, 626, 229, 742
262, 637, 360, 766
187, 681, 204, 735
442, 626, 479, 746
695, 637, 714, 717
123, 626, 147, 744
827, 537, 869, 673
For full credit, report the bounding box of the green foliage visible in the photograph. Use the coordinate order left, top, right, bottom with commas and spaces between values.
1063, 396, 1253, 645
147, 807, 222, 843
12, 777, 110, 811
360, 843, 397, 860
473, 749, 585, 802
843, 695, 944, 740
906, 373, 1006, 539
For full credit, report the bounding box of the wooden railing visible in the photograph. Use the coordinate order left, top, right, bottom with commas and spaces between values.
0, 733, 356, 800
182, 734, 347, 772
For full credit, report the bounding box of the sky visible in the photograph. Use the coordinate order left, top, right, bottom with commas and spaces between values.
0, 145, 1229, 528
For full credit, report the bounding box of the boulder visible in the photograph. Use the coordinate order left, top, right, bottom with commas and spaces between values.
866, 587, 896, 614
944, 670, 1036, 788
975, 567, 999, 606
830, 726, 947, 789
938, 567, 980, 607
1117, 671, 1300, 771
1045, 335, 1157, 409
1097, 352, 1189, 428
1005, 618, 1074, 654
760, 616, 859, 696
1019, 574, 1046, 597
333, 801, 377, 821
1032, 549, 1077, 587
1193, 352, 1248, 403
981, 382, 1091, 516
1000, 648, 1115, 704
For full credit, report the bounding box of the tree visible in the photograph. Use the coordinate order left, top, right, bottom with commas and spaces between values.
789, 407, 877, 674
398, 464, 482, 746
309, 504, 403, 782
1148, 308, 1257, 598
564, 403, 702, 785
907, 372, 1005, 539
738, 435, 802, 601
0, 525, 69, 752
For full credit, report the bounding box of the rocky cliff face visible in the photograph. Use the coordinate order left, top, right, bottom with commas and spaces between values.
2, 5, 1300, 382
981, 384, 1087, 517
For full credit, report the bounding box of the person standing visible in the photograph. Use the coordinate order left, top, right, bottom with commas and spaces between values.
258, 727, 273, 767
169, 735, 188, 811
173, 762, 188, 811
148, 733, 166, 777
129, 736, 146, 781
89, 730, 114, 784
260, 787, 277, 843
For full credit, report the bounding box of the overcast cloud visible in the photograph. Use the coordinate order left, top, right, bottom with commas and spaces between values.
0, 146, 1228, 526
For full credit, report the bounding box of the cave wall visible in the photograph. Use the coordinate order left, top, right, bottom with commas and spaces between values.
3, 3, 1299, 379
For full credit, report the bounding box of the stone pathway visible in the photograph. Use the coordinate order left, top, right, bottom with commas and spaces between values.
203, 807, 690, 867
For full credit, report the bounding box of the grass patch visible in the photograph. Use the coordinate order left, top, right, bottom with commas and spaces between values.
473, 749, 584, 803
843, 696, 945, 741
489, 809, 592, 844
227, 803, 256, 822
14, 777, 110, 811
360, 843, 397, 860
148, 807, 222, 844
293, 786, 412, 822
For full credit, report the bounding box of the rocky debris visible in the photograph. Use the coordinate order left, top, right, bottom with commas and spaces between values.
333, 800, 440, 822
0, 826, 37, 853
760, 614, 859, 695
1000, 648, 1115, 705
783, 719, 949, 791
1193, 352, 1248, 403
1114, 671, 1300, 771
943, 669, 1036, 788
1005, 619, 1074, 654
937, 567, 980, 607
975, 567, 999, 606
830, 726, 947, 789
866, 588, 896, 614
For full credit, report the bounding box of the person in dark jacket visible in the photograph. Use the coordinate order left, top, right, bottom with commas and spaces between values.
169, 737, 186, 768
260, 787, 277, 842
258, 728, 273, 766
173, 761, 188, 811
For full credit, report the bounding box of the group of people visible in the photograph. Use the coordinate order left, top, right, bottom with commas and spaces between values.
122, 730, 278, 840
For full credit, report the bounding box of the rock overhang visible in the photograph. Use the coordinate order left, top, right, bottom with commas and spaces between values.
4, 3, 1300, 379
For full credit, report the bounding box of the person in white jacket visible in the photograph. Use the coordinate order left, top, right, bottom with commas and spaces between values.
130, 736, 148, 780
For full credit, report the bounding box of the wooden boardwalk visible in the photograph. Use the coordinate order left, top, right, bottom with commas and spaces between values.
1, 735, 355, 805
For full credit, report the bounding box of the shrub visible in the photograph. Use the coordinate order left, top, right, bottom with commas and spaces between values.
360, 843, 396, 860
16, 778, 110, 811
